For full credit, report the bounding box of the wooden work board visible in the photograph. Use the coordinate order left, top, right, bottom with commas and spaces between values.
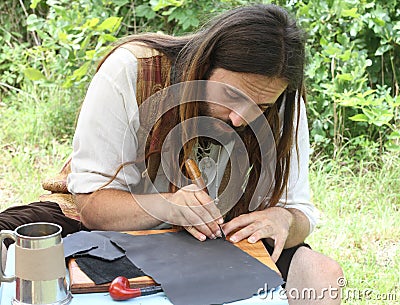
68, 229, 280, 294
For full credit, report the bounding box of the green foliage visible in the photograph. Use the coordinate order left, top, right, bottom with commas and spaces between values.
291, 0, 400, 157
0, 0, 399, 159
135, 0, 247, 34
0, 0, 125, 143
24, 0, 122, 88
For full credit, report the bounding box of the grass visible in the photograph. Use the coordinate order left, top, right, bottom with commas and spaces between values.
0, 140, 71, 210
0, 83, 399, 304
307, 154, 400, 304
0, 82, 78, 210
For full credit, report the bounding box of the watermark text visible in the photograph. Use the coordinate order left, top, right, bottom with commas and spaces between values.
257, 278, 398, 302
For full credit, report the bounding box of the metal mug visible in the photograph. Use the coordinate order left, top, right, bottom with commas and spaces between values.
0, 222, 72, 305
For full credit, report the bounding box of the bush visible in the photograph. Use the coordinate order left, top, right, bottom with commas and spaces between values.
291, 0, 400, 158
0, 0, 398, 161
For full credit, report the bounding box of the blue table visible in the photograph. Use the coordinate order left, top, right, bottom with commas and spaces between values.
0, 245, 288, 305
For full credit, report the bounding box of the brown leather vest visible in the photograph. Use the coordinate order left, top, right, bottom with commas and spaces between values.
40, 43, 172, 220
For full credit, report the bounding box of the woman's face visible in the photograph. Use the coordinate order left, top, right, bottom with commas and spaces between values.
200, 68, 288, 132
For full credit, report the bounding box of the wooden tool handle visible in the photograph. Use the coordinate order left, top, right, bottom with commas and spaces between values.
185, 159, 208, 193
185, 159, 202, 179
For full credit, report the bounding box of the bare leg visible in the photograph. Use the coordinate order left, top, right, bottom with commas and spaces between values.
285, 247, 344, 305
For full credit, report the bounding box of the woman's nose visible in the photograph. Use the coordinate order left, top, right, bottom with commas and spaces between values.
228, 111, 246, 127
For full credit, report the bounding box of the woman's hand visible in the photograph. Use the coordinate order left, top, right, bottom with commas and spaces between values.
222, 207, 294, 262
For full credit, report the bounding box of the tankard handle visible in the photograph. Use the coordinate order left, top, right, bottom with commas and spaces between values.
0, 230, 16, 282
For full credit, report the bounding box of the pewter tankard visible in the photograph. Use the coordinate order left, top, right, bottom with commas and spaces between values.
0, 222, 72, 305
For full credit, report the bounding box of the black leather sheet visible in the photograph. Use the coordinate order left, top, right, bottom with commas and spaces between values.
110, 231, 284, 305
63, 230, 125, 261
75, 256, 145, 285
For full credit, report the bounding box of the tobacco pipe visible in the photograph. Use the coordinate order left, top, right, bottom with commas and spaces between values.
109, 276, 163, 301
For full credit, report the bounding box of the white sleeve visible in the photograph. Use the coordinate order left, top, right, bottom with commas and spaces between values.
277, 96, 319, 234
67, 48, 142, 194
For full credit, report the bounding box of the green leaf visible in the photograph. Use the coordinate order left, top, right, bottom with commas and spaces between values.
341, 8, 360, 18
384, 142, 400, 152
324, 45, 341, 56
372, 17, 385, 27
26, 14, 38, 25
30, 0, 42, 9
100, 34, 117, 42
85, 50, 96, 60
83, 18, 100, 29
58, 31, 68, 43
79, 35, 92, 50
361, 89, 376, 98
320, 37, 328, 46
349, 25, 359, 37
26, 14, 42, 31
150, 0, 184, 11
336, 34, 349, 46
59, 48, 69, 59
96, 17, 122, 32
349, 114, 368, 122
136, 4, 156, 19
362, 108, 393, 126
112, 0, 130, 6
24, 68, 45, 81
393, 96, 400, 107
338, 50, 352, 61
375, 44, 392, 56
338, 97, 360, 107
387, 131, 400, 140
64, 62, 91, 87
3, 32, 11, 43
162, 6, 177, 16
337, 73, 353, 81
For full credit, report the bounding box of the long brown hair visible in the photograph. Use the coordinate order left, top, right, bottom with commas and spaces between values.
98, 4, 306, 218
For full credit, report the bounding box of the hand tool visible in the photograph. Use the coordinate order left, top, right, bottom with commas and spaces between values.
185, 158, 226, 240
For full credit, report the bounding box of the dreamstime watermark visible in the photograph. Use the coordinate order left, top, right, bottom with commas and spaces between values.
257, 277, 398, 301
